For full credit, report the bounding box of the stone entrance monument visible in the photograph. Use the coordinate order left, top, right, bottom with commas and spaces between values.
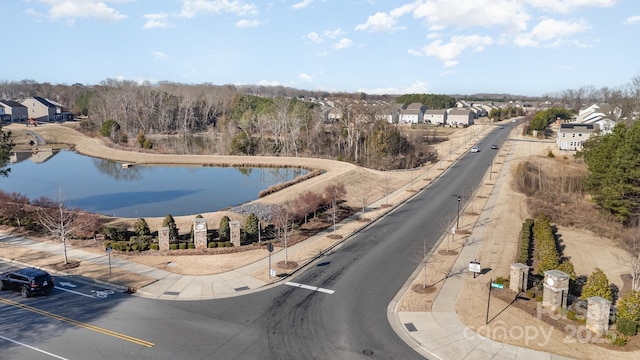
230, 221, 241, 247
542, 270, 569, 310
586, 296, 611, 335
510, 263, 529, 292
159, 226, 170, 251
193, 218, 208, 249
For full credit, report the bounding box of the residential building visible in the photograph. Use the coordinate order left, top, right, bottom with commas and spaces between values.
424, 109, 447, 125
447, 108, 474, 126
0, 100, 28, 122
556, 123, 595, 151
399, 103, 426, 124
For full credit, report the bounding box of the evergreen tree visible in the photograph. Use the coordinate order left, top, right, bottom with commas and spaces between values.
162, 214, 179, 242
243, 213, 259, 242
581, 268, 612, 301
0, 124, 14, 177
219, 216, 230, 241
133, 218, 151, 237
617, 290, 640, 322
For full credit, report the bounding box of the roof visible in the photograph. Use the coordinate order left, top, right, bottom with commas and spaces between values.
560, 123, 594, 130
32, 96, 57, 107
0, 100, 27, 108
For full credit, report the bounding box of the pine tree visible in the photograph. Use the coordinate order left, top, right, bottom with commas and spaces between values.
162, 214, 179, 242
219, 216, 230, 241
617, 290, 640, 322
581, 268, 612, 301
134, 218, 151, 237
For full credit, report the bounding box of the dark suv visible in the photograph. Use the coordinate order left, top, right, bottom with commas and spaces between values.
0, 267, 55, 298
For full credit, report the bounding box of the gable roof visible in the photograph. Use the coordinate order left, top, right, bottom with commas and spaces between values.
0, 100, 27, 108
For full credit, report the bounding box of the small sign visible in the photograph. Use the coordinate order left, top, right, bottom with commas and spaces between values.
105, 246, 112, 253
452, 226, 456, 234
469, 261, 481, 273
266, 242, 274, 253
491, 282, 504, 289
269, 269, 276, 277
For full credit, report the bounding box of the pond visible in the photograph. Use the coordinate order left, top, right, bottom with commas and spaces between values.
1, 150, 308, 218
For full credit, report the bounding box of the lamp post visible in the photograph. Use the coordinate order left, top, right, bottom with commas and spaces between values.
457, 196, 461, 229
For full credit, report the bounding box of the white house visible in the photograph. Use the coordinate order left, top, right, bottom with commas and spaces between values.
557, 123, 596, 151
447, 108, 474, 126
399, 103, 426, 124
424, 109, 447, 125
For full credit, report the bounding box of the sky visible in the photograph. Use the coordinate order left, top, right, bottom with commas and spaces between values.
1, 0, 639, 97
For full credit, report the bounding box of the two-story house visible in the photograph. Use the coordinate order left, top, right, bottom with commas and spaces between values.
0, 100, 28, 122
447, 108, 474, 126
556, 123, 595, 151
399, 103, 426, 124
424, 109, 447, 125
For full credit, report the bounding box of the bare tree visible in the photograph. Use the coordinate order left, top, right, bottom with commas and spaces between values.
34, 187, 85, 265
324, 183, 347, 236
380, 176, 394, 206
272, 203, 292, 264
358, 188, 370, 220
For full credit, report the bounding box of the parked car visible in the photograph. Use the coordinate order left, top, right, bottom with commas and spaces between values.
498, 126, 504, 129
491, 144, 499, 150
470, 146, 480, 153
0, 267, 54, 298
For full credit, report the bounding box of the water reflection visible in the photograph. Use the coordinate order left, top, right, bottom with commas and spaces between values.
92, 158, 143, 181
2, 150, 308, 218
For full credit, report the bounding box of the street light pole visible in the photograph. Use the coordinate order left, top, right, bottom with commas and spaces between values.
457, 196, 461, 229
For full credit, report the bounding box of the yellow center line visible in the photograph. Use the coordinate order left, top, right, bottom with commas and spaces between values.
0, 297, 154, 347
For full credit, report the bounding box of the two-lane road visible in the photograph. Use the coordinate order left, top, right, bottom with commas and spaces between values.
1, 125, 513, 359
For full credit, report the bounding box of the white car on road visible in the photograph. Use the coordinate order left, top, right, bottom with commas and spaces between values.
470, 146, 480, 153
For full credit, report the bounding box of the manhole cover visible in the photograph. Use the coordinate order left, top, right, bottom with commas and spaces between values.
362, 349, 374, 356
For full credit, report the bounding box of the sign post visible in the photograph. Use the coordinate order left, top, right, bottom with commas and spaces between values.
469, 260, 481, 278
105, 246, 112, 276
266, 242, 274, 278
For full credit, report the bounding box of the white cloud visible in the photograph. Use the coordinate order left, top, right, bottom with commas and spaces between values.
334, 38, 353, 49
624, 15, 640, 25
179, 0, 258, 18
298, 73, 313, 82
324, 29, 345, 39
410, 35, 493, 67
236, 19, 261, 27
39, 0, 127, 22
144, 13, 172, 29
355, 12, 402, 33
524, 0, 615, 14
152, 51, 167, 60
292, 0, 314, 9
514, 18, 591, 47
305, 32, 323, 43
413, 0, 529, 33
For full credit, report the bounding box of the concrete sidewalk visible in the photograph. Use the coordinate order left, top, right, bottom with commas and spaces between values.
0, 124, 570, 359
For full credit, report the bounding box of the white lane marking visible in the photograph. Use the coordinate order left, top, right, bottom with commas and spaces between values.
0, 334, 70, 360
54, 286, 97, 299
284, 281, 335, 294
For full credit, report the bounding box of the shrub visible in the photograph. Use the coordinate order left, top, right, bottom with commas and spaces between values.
131, 244, 139, 251
533, 213, 559, 273
609, 333, 628, 347
617, 290, 640, 322
187, 243, 195, 249
179, 243, 187, 250
617, 317, 638, 336
581, 268, 612, 301
208, 242, 217, 248
517, 219, 534, 264
150, 244, 159, 250
170, 244, 178, 250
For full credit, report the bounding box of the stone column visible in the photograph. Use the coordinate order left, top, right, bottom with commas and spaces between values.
230, 221, 241, 247
542, 270, 569, 310
586, 296, 611, 335
510, 263, 529, 292
193, 218, 208, 250
159, 226, 169, 251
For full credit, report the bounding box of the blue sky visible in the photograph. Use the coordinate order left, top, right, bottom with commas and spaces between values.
2, 0, 639, 96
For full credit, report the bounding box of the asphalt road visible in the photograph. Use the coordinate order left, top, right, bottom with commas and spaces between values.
0, 125, 512, 360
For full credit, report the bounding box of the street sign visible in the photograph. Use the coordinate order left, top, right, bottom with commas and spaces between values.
105, 246, 112, 253
491, 282, 504, 289
270, 269, 276, 277
469, 261, 481, 273
266, 242, 274, 253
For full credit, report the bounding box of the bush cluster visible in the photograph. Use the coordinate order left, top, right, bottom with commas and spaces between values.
533, 213, 559, 273
208, 241, 233, 248
517, 219, 534, 264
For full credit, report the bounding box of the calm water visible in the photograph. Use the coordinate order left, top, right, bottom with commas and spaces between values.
1, 150, 308, 218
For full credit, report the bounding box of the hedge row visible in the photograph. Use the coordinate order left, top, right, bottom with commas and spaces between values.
517, 219, 534, 264
533, 213, 560, 273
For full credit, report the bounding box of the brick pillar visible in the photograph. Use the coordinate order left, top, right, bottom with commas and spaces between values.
159, 226, 170, 251
586, 296, 611, 336
193, 219, 208, 250
230, 221, 241, 247
510, 263, 529, 292
542, 270, 569, 310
